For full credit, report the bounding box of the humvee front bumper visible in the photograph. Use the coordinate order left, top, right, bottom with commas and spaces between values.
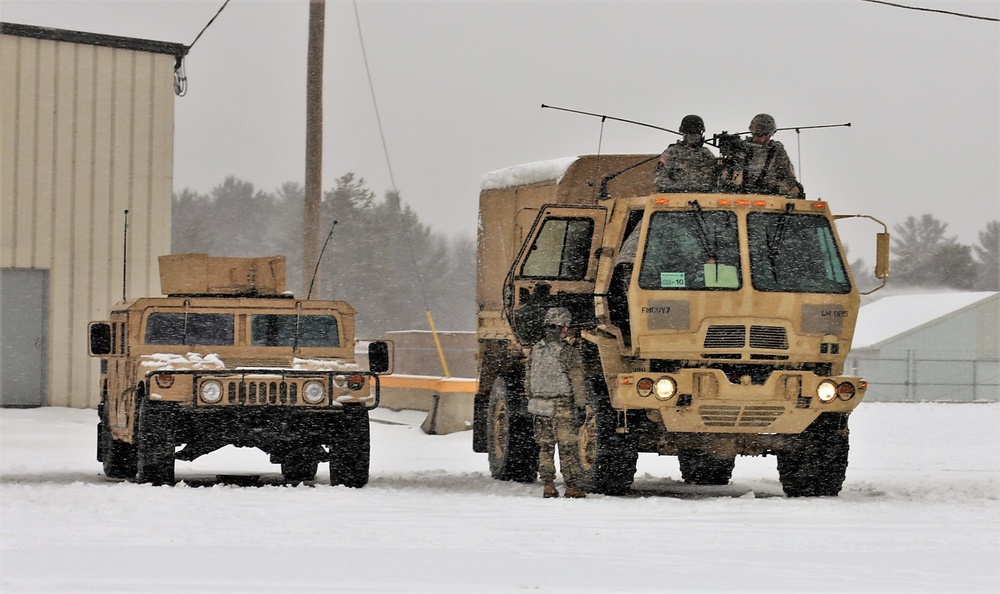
611, 369, 865, 434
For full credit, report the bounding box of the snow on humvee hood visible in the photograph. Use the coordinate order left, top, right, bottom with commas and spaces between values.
140, 353, 359, 372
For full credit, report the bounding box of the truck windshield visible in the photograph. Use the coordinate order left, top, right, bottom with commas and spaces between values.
145, 313, 234, 346
251, 314, 340, 348
638, 210, 741, 290
747, 212, 851, 293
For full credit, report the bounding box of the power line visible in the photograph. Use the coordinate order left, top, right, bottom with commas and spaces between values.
190, 0, 233, 49
174, 0, 232, 97
860, 0, 999, 22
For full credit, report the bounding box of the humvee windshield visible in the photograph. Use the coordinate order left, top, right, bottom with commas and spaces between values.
747, 212, 850, 294
145, 313, 234, 346
251, 314, 340, 348
638, 211, 741, 290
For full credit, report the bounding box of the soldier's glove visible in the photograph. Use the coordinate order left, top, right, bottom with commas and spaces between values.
576, 407, 588, 427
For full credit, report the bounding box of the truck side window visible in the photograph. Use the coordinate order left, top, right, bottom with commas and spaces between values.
145, 313, 234, 346
520, 218, 594, 280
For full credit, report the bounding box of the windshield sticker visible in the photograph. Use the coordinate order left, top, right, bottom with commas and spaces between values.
660, 272, 686, 288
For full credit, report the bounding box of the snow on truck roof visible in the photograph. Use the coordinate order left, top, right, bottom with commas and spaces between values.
480, 156, 578, 191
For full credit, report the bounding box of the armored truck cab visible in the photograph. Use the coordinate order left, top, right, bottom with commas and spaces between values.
89, 253, 389, 486
473, 155, 888, 496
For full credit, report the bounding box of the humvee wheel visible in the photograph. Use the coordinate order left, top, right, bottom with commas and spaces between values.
577, 391, 637, 496
678, 450, 736, 485
136, 400, 175, 486
101, 402, 137, 479
777, 413, 850, 497
329, 407, 370, 488
486, 377, 538, 483
281, 450, 319, 483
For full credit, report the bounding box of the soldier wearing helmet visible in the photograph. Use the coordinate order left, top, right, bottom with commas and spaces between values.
654, 115, 719, 193
721, 113, 804, 198
525, 307, 588, 498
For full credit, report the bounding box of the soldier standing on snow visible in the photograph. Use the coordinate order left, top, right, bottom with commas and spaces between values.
654, 115, 719, 193
525, 307, 588, 499
720, 113, 804, 199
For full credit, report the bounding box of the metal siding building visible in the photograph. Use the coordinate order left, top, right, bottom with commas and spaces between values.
847, 292, 1000, 402
1, 23, 185, 408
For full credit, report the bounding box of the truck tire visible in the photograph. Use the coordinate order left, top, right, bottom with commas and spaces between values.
777, 413, 849, 497
101, 403, 137, 480
136, 400, 175, 486
329, 407, 370, 488
577, 391, 637, 495
486, 377, 538, 483
281, 449, 319, 483
678, 450, 736, 485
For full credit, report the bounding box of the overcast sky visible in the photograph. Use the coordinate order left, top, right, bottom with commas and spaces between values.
4, 0, 998, 254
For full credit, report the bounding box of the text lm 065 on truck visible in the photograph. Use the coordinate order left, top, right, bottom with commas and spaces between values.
89, 253, 390, 486
472, 155, 889, 496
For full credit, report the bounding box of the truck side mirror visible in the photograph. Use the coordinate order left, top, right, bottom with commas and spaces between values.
368, 341, 390, 374
875, 232, 890, 280
89, 322, 113, 356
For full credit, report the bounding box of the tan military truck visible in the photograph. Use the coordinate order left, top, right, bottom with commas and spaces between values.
472, 155, 889, 496
89, 253, 389, 486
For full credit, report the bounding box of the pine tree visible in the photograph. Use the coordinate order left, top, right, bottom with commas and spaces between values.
973, 221, 999, 291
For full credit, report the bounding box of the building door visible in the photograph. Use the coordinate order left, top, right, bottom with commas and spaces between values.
1, 269, 48, 407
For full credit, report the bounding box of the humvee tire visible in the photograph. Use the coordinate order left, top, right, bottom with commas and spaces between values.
678, 450, 736, 485
136, 399, 175, 486
777, 413, 850, 497
577, 388, 637, 495
100, 402, 137, 480
282, 448, 319, 483
329, 406, 370, 488
486, 377, 538, 483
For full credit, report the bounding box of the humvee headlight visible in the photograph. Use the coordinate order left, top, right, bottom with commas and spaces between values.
654, 377, 677, 401
346, 374, 365, 391
817, 380, 838, 403
200, 380, 223, 404
837, 382, 856, 401
303, 381, 326, 404
636, 377, 654, 397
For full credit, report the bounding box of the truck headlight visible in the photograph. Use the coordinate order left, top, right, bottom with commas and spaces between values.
817, 380, 838, 403
303, 381, 325, 404
200, 380, 223, 404
654, 377, 677, 401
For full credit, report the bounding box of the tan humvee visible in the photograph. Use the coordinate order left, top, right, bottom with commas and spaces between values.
89, 253, 390, 486
472, 155, 889, 496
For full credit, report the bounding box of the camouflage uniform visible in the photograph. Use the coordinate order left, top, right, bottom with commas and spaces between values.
737, 139, 803, 198
654, 140, 718, 193
526, 318, 587, 488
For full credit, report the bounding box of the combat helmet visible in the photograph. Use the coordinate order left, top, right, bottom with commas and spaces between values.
749, 113, 777, 135
543, 307, 572, 327
679, 114, 706, 135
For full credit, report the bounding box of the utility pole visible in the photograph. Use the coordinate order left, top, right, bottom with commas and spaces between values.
303, 0, 325, 298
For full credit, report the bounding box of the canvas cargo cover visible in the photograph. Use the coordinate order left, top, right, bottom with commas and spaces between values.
159, 253, 287, 295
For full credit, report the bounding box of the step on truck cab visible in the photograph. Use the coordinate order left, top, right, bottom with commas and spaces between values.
89, 253, 390, 486
472, 155, 889, 496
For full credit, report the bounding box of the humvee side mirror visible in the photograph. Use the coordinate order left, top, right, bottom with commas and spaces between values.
89, 322, 113, 356
368, 341, 390, 374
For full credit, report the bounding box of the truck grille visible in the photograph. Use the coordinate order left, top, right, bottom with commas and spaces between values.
226, 380, 299, 405
698, 404, 784, 428
704, 325, 788, 350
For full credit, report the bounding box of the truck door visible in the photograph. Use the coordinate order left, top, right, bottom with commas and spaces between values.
505, 205, 606, 345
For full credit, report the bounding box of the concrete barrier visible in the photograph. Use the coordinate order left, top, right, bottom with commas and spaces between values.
377, 374, 478, 435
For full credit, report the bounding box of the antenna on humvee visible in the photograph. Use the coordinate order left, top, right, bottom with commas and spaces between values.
306, 219, 338, 300
122, 209, 129, 302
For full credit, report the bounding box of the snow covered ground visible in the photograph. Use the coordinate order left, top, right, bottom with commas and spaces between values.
1, 402, 997, 593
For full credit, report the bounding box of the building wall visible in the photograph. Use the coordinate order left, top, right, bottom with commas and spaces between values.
1, 30, 177, 407
848, 296, 1000, 402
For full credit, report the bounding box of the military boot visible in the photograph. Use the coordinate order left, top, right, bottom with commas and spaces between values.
563, 485, 587, 499
543, 481, 559, 498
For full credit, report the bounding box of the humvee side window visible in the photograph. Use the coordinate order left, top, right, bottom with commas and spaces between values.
520, 218, 594, 280
145, 313, 235, 346
251, 315, 340, 348
638, 211, 740, 290
747, 212, 851, 294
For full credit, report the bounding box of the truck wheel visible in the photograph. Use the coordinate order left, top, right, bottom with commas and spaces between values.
678, 450, 736, 485
329, 407, 370, 488
486, 377, 538, 483
777, 414, 849, 497
577, 393, 637, 495
101, 403, 137, 479
136, 401, 176, 486
281, 449, 319, 483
